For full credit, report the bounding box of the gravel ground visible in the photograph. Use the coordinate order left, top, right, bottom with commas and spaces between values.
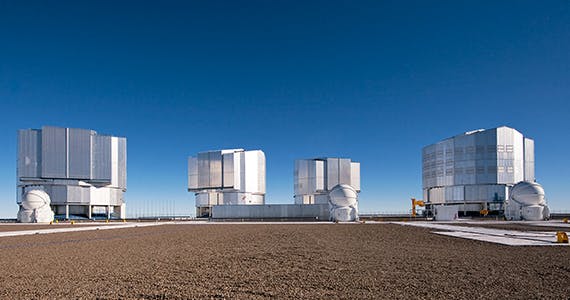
0, 223, 568, 299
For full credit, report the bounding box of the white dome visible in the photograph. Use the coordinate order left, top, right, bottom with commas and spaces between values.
521, 205, 545, 221
21, 190, 51, 210
18, 189, 54, 223
510, 181, 545, 206
329, 184, 358, 207
333, 207, 355, 222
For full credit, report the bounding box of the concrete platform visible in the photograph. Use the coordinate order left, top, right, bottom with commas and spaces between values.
395, 221, 569, 246
0, 223, 164, 238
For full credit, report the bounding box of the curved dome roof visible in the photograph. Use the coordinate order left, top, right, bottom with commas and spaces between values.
329, 184, 358, 207
21, 190, 51, 210
510, 181, 545, 206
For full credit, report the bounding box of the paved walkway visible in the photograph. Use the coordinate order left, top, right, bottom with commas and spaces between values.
395, 221, 570, 246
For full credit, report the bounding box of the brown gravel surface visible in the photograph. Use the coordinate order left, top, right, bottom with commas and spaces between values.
0, 223, 568, 299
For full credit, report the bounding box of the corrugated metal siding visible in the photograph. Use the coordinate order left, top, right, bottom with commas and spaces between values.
444, 185, 464, 202
66, 185, 90, 203
222, 153, 234, 188
17, 129, 41, 178
428, 187, 445, 204
49, 185, 68, 204
257, 151, 266, 194
315, 160, 325, 191
294, 159, 309, 195
326, 158, 339, 190
91, 135, 111, 182
117, 137, 127, 189
232, 152, 241, 191
524, 138, 535, 181
195, 193, 209, 206
190, 149, 264, 194
453, 133, 476, 185
464, 184, 507, 202
41, 126, 67, 178
350, 162, 360, 191
338, 158, 351, 186
422, 144, 436, 189
68, 128, 92, 179
209, 151, 222, 188
188, 157, 198, 189
243, 150, 264, 194
212, 204, 330, 219
496, 127, 524, 184
307, 159, 317, 195
111, 137, 119, 187
197, 152, 210, 188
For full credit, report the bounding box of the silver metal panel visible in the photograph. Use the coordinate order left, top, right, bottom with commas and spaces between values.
117, 137, 127, 189
307, 160, 316, 194
524, 138, 535, 181
315, 160, 325, 191
232, 152, 241, 190
197, 152, 210, 188
422, 144, 437, 189
68, 128, 92, 180
66, 185, 90, 203
41, 126, 67, 178
111, 137, 119, 187
326, 158, 339, 190
49, 185, 68, 204
338, 158, 351, 186
91, 135, 112, 182
294, 160, 309, 195
212, 204, 330, 220
350, 162, 360, 191
444, 185, 464, 202
188, 156, 198, 190
257, 150, 267, 194
243, 150, 265, 194
222, 153, 234, 188
453, 133, 476, 186
17, 129, 41, 178
496, 127, 524, 184
428, 187, 445, 204
195, 193, 210, 207
464, 184, 507, 202
209, 151, 222, 188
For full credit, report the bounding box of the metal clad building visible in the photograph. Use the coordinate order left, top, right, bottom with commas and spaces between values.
17, 126, 127, 219
294, 158, 360, 204
422, 126, 534, 213
188, 149, 266, 217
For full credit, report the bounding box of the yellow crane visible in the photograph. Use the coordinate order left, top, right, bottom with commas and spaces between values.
411, 198, 425, 217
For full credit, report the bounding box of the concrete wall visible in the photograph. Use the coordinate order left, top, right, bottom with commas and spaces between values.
211, 204, 330, 220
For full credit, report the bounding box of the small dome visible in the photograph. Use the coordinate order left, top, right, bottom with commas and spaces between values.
329, 184, 358, 207
333, 207, 355, 222
510, 181, 545, 206
21, 190, 51, 210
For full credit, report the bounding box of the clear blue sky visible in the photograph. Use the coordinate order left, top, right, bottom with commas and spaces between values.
0, 1, 569, 218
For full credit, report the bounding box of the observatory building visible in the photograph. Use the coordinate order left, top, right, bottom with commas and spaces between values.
17, 126, 127, 221
294, 158, 360, 221
188, 149, 266, 217
422, 126, 548, 218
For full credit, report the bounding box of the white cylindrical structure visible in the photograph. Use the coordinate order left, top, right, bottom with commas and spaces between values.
510, 181, 546, 206
505, 181, 550, 221
17, 190, 55, 223
329, 184, 358, 222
